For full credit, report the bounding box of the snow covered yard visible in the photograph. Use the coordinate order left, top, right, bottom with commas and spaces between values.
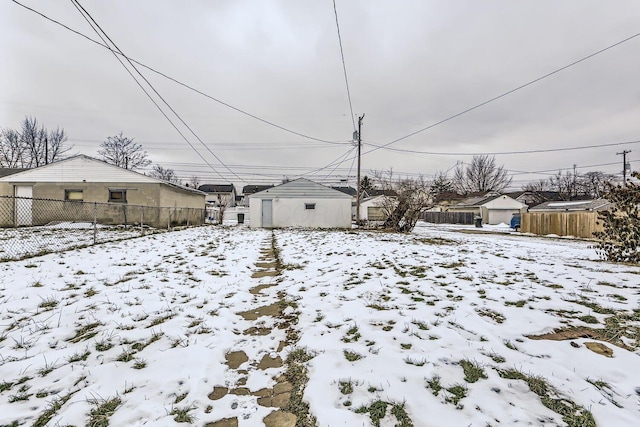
0, 224, 639, 426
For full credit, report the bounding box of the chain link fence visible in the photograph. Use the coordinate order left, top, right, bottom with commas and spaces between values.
0, 196, 207, 261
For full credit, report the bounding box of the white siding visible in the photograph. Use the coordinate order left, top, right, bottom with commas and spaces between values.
248, 179, 351, 228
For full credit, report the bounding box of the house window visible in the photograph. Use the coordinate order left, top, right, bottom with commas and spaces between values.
65, 190, 83, 201
109, 189, 127, 203
305, 203, 316, 210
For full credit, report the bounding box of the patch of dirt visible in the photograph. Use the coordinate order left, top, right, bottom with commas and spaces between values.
585, 341, 614, 357
263, 410, 296, 427
208, 386, 228, 401
249, 283, 277, 295
229, 387, 251, 396
251, 270, 279, 278
527, 327, 631, 350
205, 417, 238, 427
258, 392, 291, 408
237, 303, 281, 321
243, 326, 271, 336
255, 262, 277, 269
225, 351, 249, 369
258, 354, 284, 370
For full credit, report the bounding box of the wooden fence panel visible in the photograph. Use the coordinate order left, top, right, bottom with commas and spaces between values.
521, 212, 603, 238
421, 211, 475, 225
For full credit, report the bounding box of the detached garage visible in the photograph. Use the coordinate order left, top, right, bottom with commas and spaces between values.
448, 193, 527, 225
248, 178, 352, 228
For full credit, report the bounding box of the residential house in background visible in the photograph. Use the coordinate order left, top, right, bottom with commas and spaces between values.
0, 155, 206, 228
249, 178, 351, 228
528, 199, 612, 213
447, 193, 527, 225
240, 184, 274, 206
198, 184, 237, 207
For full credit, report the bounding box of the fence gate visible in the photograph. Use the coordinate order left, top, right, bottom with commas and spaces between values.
14, 186, 33, 226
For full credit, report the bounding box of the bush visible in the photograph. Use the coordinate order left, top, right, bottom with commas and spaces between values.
595, 172, 640, 263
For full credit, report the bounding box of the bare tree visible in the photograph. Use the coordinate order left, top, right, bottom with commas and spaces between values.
374, 170, 431, 232
549, 170, 577, 201
0, 117, 71, 168
149, 164, 179, 183
189, 175, 199, 188
522, 179, 551, 193
579, 171, 615, 199
0, 128, 25, 168
429, 171, 455, 199
453, 155, 511, 194
98, 132, 150, 170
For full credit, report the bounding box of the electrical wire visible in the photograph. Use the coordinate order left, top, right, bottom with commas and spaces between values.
361, 138, 640, 156
11, 0, 347, 147
365, 31, 640, 155
332, 0, 356, 130
71, 0, 241, 183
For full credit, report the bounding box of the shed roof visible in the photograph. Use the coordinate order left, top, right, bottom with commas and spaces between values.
249, 178, 352, 199
455, 193, 501, 207
529, 199, 612, 212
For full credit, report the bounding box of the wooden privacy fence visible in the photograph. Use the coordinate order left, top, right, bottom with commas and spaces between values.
521, 212, 603, 239
421, 211, 475, 225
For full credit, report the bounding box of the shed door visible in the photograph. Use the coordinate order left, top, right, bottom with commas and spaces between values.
488, 209, 515, 225
15, 185, 33, 226
261, 199, 273, 228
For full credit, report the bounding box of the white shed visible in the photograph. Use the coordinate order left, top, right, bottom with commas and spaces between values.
248, 178, 352, 228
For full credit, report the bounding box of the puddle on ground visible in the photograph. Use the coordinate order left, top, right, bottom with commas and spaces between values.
258, 354, 283, 370
208, 386, 228, 400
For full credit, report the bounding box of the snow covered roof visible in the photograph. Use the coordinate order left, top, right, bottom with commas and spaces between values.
0, 155, 204, 195
248, 178, 352, 199
529, 199, 612, 212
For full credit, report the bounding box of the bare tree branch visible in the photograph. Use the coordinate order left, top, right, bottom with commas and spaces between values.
98, 132, 151, 170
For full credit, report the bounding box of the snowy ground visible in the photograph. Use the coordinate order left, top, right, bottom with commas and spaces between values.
0, 222, 153, 261
0, 223, 638, 426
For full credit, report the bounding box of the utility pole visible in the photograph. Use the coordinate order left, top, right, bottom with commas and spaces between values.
617, 150, 631, 184
355, 114, 365, 226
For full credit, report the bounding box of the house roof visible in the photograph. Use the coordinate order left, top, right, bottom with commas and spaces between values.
242, 184, 274, 195
0, 155, 204, 195
331, 186, 357, 196
198, 184, 235, 194
249, 178, 352, 199
0, 167, 28, 178
365, 188, 397, 197
455, 193, 502, 207
529, 199, 612, 212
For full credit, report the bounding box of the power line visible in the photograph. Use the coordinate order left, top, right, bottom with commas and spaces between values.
332, 0, 356, 131
361, 138, 640, 156
11, 0, 347, 147
365, 31, 640, 155
70, 0, 241, 183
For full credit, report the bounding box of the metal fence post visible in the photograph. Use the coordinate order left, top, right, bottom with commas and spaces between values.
93, 202, 97, 245
140, 209, 144, 235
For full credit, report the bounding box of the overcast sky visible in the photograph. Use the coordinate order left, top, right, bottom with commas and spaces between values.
2, 0, 639, 189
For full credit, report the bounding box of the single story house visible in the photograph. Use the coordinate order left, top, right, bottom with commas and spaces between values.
198, 184, 237, 207
248, 178, 352, 228
448, 193, 527, 225
0, 155, 206, 228
358, 195, 395, 222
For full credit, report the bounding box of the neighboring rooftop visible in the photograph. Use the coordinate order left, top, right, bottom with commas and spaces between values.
331, 186, 357, 196
0, 167, 28, 178
242, 184, 275, 195
530, 199, 612, 212
198, 184, 236, 193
